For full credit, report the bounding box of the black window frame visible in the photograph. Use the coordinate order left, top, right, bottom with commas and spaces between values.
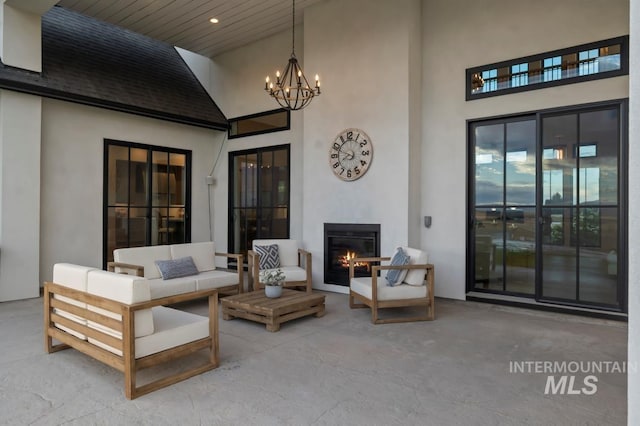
228, 108, 290, 139
466, 36, 629, 101
227, 144, 291, 265
465, 99, 628, 315
102, 139, 192, 268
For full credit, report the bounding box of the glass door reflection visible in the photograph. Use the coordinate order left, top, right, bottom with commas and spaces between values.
472, 118, 536, 295
540, 108, 620, 306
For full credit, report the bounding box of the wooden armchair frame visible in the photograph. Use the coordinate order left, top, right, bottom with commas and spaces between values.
107, 252, 244, 295
348, 256, 435, 324
44, 283, 219, 400
248, 248, 312, 293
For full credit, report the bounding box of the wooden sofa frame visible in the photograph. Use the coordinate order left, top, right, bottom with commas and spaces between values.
247, 248, 312, 293
348, 256, 435, 324
44, 283, 219, 400
107, 251, 244, 295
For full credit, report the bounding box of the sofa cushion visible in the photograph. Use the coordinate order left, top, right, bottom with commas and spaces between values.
386, 247, 410, 287
253, 239, 299, 267
351, 277, 427, 301
86, 270, 154, 339
135, 306, 209, 359
196, 270, 240, 291
170, 242, 216, 272
114, 245, 171, 280
254, 244, 280, 270
147, 277, 197, 299
52, 263, 97, 340
258, 266, 306, 283
155, 256, 199, 280
402, 247, 429, 286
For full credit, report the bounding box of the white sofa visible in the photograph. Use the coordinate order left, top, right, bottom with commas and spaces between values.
45, 263, 219, 399
107, 242, 243, 298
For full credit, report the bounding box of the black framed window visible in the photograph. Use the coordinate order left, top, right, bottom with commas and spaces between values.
103, 140, 191, 267
228, 109, 290, 139
467, 36, 628, 100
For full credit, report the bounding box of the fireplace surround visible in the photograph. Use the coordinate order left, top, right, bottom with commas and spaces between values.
324, 223, 380, 286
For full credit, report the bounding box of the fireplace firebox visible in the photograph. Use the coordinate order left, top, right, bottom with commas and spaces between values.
324, 223, 380, 286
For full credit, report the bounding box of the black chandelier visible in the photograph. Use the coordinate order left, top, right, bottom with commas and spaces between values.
264, 0, 320, 110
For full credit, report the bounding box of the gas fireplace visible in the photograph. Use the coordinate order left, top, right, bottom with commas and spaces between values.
324, 223, 380, 286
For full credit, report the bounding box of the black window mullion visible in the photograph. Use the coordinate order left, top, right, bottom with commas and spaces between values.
145, 149, 152, 246
256, 151, 262, 239
502, 123, 507, 292
575, 114, 581, 302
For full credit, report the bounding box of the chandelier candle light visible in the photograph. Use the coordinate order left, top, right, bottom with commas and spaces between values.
264, 0, 320, 110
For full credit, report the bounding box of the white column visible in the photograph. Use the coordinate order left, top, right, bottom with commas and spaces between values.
0, 2, 52, 72
0, 90, 42, 301
629, 1, 640, 424
0, 0, 53, 301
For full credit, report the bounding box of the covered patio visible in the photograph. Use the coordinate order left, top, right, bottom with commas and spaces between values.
0, 0, 638, 423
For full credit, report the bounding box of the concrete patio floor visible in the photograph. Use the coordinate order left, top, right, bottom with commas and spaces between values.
0, 292, 627, 425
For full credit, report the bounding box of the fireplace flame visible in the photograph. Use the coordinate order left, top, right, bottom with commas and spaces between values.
340, 251, 370, 270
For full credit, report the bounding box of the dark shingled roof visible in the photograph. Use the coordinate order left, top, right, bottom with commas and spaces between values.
0, 6, 227, 130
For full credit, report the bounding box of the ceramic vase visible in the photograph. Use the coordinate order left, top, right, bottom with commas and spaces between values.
264, 283, 283, 298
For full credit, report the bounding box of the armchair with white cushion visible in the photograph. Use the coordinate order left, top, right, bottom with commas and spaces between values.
248, 239, 312, 293
349, 247, 435, 324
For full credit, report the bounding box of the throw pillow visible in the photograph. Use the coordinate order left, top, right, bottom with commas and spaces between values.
386, 247, 410, 286
155, 256, 199, 280
255, 244, 280, 270
403, 247, 430, 285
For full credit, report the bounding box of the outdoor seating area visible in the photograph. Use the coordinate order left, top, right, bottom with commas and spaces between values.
44, 241, 435, 397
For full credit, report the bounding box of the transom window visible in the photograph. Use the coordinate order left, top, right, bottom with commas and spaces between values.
228, 109, 290, 139
467, 36, 627, 100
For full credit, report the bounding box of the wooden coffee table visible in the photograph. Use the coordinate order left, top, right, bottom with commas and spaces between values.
221, 289, 325, 332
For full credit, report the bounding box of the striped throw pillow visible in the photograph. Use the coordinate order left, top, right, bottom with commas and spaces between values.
386, 247, 410, 286
255, 244, 280, 270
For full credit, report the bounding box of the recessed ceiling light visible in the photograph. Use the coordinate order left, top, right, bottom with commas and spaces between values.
209, 17, 219, 24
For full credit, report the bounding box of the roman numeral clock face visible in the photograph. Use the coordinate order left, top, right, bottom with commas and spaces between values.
329, 128, 373, 181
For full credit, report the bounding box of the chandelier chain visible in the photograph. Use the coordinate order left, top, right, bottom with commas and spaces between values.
292, 0, 295, 55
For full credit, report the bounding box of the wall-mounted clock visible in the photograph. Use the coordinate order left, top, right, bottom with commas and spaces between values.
328, 128, 373, 181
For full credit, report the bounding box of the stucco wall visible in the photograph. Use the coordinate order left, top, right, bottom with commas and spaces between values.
0, 4, 43, 72
422, 0, 629, 299
39, 99, 222, 283
300, 0, 421, 293
208, 27, 305, 249
0, 90, 41, 301
206, 0, 423, 294
203, 0, 628, 299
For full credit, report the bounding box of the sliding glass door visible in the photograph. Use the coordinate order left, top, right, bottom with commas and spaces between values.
468, 102, 625, 311
471, 118, 537, 295
540, 107, 621, 306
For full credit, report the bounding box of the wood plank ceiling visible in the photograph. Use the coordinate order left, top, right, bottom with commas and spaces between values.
55, 0, 325, 58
